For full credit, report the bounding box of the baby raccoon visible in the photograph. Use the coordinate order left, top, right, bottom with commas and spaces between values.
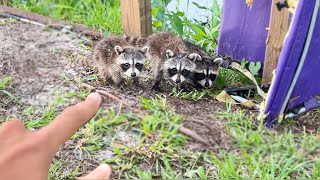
183, 40, 223, 89
123, 35, 148, 48
92, 35, 148, 87
146, 32, 201, 92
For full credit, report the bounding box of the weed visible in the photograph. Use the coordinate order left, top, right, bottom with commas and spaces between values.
25, 107, 57, 129
65, 89, 90, 99
170, 87, 214, 101
152, 0, 221, 54
214, 108, 320, 179
11, 0, 122, 34
0, 77, 20, 106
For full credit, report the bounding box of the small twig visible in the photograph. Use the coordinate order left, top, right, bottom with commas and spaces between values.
82, 83, 129, 106
95, 90, 129, 106
84, 83, 210, 146
82, 82, 95, 89
174, 125, 210, 146
186, 119, 216, 132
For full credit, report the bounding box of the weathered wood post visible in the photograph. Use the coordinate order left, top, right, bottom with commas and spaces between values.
262, 0, 289, 85
120, 0, 152, 36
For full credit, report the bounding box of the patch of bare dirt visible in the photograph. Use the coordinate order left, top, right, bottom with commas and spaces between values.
2, 16, 319, 178
0, 18, 89, 119
168, 97, 232, 152
0, 17, 233, 177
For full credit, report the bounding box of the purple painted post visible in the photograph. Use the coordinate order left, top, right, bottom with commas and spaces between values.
263, 0, 319, 127
217, 0, 271, 63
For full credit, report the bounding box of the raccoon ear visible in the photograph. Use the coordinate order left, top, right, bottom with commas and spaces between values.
166, 50, 175, 58
114, 45, 124, 55
214, 57, 223, 65
188, 53, 202, 61
140, 46, 149, 55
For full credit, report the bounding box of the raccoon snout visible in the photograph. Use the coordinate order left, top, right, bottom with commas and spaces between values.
131, 72, 137, 77
205, 82, 210, 87
176, 79, 181, 83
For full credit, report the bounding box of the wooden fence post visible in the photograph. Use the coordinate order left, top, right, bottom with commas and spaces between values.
120, 0, 152, 36
262, 0, 289, 85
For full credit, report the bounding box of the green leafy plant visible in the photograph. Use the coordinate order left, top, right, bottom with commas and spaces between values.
152, 0, 221, 54
171, 87, 212, 101
11, 0, 122, 34
0, 77, 19, 105
241, 59, 262, 77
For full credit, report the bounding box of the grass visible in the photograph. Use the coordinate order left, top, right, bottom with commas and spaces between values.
0, 76, 20, 106
16, 89, 320, 179
10, 0, 122, 35
216, 107, 320, 179
3, 0, 320, 179
171, 87, 216, 101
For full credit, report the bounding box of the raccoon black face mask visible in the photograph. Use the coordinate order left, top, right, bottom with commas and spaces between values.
164, 50, 201, 84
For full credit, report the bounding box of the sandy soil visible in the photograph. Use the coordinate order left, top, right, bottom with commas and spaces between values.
0, 18, 89, 120
0, 17, 232, 176
1, 17, 319, 178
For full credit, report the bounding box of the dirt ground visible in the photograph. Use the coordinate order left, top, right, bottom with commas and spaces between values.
1, 17, 319, 178
0, 17, 89, 119
0, 17, 233, 175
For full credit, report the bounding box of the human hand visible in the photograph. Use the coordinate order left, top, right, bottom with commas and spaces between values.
0, 92, 111, 180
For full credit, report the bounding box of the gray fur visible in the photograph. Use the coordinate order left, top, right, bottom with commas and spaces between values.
184, 40, 221, 89
92, 35, 148, 87
146, 32, 199, 92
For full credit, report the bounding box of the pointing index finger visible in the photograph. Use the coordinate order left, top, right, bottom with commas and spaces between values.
39, 92, 102, 152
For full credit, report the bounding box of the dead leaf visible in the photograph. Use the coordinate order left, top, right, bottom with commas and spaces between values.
216, 90, 236, 104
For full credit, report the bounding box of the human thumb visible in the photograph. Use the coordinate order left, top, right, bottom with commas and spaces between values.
77, 164, 112, 179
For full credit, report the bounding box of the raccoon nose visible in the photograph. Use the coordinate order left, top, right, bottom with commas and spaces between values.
176, 79, 181, 83
205, 82, 210, 87
131, 72, 137, 77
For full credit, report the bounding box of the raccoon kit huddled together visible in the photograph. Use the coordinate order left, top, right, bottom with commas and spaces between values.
91, 32, 224, 92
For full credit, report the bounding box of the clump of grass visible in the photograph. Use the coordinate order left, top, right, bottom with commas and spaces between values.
65, 89, 91, 99
72, 95, 220, 179
0, 77, 19, 106
218, 68, 252, 86
214, 106, 320, 179
19, 86, 320, 179
24, 106, 57, 129
11, 0, 122, 34
170, 87, 214, 101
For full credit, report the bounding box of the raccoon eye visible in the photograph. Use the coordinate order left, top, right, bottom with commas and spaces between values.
168, 68, 178, 76
135, 63, 143, 68
181, 69, 191, 76
195, 73, 205, 80
121, 63, 131, 70
209, 74, 217, 80
124, 63, 130, 67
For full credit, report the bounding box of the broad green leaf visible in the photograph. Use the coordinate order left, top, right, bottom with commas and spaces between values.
176, 11, 185, 17
153, 20, 163, 27
190, 24, 206, 36
211, 0, 221, 17
248, 62, 261, 76
168, 12, 183, 36
241, 59, 248, 68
